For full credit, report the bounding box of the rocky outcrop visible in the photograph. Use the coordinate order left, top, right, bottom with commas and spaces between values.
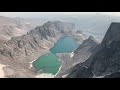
0, 21, 75, 78
67, 22, 120, 78
55, 53, 73, 78
76, 30, 83, 34
73, 36, 99, 63
104, 72, 120, 78
56, 36, 98, 78
72, 30, 88, 44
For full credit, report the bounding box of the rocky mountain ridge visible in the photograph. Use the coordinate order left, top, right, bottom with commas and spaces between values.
0, 16, 32, 41
56, 36, 98, 78
67, 22, 120, 78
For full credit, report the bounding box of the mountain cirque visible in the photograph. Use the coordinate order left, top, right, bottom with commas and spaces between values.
0, 20, 86, 78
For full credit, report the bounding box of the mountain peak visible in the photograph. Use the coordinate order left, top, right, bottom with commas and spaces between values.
46, 21, 63, 24
82, 36, 98, 44
73, 35, 99, 63
88, 35, 94, 40
76, 30, 83, 34
102, 22, 120, 44
67, 22, 120, 78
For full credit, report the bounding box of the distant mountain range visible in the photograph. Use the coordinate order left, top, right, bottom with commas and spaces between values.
0, 16, 46, 41
1, 14, 120, 42
25, 14, 120, 42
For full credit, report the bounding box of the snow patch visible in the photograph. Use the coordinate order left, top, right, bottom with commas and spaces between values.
0, 64, 7, 78
35, 73, 55, 78
29, 59, 36, 69
62, 74, 69, 78
70, 52, 74, 58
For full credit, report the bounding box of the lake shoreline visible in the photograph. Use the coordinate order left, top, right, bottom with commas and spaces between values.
55, 59, 62, 77
29, 36, 78, 78
29, 51, 61, 78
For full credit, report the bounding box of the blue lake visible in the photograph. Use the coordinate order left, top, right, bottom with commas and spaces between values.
33, 36, 79, 75
50, 36, 79, 53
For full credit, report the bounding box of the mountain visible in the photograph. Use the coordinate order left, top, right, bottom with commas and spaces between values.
67, 22, 120, 78
0, 21, 76, 78
72, 36, 99, 63
72, 30, 88, 44
2, 14, 120, 42
56, 36, 98, 78
0, 16, 31, 41
36, 14, 120, 42
0, 16, 27, 40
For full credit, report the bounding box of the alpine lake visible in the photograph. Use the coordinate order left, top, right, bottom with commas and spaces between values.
33, 36, 79, 75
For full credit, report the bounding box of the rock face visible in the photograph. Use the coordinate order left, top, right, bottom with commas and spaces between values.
73, 36, 99, 63
55, 53, 73, 78
0, 16, 32, 41
67, 22, 120, 78
56, 36, 98, 78
33, 21, 75, 39
104, 72, 120, 78
73, 30, 88, 44
0, 21, 75, 78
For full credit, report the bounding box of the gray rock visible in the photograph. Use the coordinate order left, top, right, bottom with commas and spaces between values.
67, 22, 120, 78
73, 36, 99, 63
104, 72, 120, 78
56, 36, 98, 78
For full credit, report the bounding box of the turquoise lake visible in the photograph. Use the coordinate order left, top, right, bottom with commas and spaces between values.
33, 36, 79, 75
33, 52, 60, 75
50, 36, 79, 53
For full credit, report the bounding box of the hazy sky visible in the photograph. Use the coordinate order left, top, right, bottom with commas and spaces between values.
0, 12, 120, 18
